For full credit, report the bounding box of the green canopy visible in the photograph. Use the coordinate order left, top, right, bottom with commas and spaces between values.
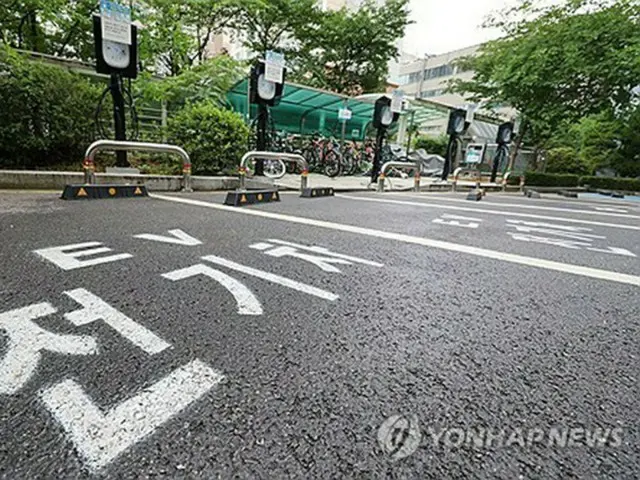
227, 78, 452, 141
227, 79, 377, 140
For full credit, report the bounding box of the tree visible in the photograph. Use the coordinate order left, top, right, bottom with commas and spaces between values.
0, 0, 97, 58
230, 0, 321, 58
294, 0, 411, 94
137, 55, 244, 107
452, 0, 640, 148
139, 0, 236, 76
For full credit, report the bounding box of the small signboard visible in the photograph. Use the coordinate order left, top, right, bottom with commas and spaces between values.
265, 51, 285, 84
391, 89, 404, 113
465, 103, 478, 123
465, 144, 485, 164
100, 0, 132, 45
338, 108, 352, 121
351, 129, 360, 138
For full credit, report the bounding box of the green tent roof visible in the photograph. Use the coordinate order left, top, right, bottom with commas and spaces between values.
227, 78, 451, 140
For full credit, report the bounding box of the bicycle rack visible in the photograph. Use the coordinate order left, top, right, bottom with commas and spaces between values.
377, 161, 421, 193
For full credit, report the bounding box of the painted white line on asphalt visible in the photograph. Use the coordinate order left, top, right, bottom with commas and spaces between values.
64, 289, 171, 355
337, 195, 640, 232
34, 242, 133, 270
441, 214, 483, 222
134, 229, 203, 246
151, 194, 640, 288
41, 359, 224, 471
0, 303, 98, 395
202, 255, 340, 301
392, 193, 640, 219
163, 264, 263, 315
409, 192, 640, 210
267, 239, 385, 267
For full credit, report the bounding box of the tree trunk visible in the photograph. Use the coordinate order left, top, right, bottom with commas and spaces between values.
508, 119, 528, 170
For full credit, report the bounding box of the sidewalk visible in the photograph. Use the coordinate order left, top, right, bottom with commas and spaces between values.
275, 173, 420, 192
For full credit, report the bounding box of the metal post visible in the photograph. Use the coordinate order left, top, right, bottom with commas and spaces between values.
110, 74, 128, 167
161, 100, 168, 143
441, 134, 456, 181
239, 151, 308, 191
84, 140, 192, 191
255, 104, 268, 176
377, 161, 421, 194
371, 128, 385, 183
414, 161, 421, 192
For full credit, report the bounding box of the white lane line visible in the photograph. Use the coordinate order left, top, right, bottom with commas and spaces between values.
337, 195, 640, 232
391, 193, 640, 219
151, 194, 640, 288
41, 359, 224, 472
202, 255, 340, 301
163, 264, 263, 315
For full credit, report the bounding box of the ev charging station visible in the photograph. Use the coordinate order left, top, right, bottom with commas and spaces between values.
93, 1, 138, 167
441, 108, 469, 181
248, 53, 287, 176
371, 93, 401, 183
62, 0, 194, 200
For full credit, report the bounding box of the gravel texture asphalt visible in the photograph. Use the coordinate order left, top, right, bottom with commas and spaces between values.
0, 190, 638, 479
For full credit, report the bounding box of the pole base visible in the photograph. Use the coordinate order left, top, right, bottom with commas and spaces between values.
301, 188, 335, 198
224, 190, 280, 207
61, 184, 148, 200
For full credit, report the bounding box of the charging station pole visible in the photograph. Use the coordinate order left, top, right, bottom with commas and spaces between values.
110, 74, 128, 167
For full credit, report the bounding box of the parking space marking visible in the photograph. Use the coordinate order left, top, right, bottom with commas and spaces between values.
391, 193, 640, 219
134, 229, 203, 246
34, 242, 133, 270
151, 195, 640, 287
41, 359, 224, 472
336, 195, 640, 231
163, 264, 263, 315
64, 289, 172, 354
0, 303, 98, 395
433, 214, 483, 229
202, 255, 340, 301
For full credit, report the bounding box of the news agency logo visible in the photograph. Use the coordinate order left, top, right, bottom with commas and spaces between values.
377, 415, 624, 460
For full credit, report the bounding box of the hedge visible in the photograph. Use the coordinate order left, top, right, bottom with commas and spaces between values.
414, 135, 448, 157
522, 172, 640, 191
0, 51, 103, 169
579, 176, 640, 192
524, 172, 580, 187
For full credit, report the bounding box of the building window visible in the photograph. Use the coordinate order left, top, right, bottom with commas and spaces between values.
420, 89, 445, 98
423, 64, 454, 80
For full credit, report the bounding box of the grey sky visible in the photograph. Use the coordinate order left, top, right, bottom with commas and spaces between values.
402, 0, 517, 56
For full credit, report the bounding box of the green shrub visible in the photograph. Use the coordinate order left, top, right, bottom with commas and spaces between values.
525, 172, 580, 187
167, 101, 249, 175
414, 135, 448, 157
579, 176, 640, 192
0, 49, 102, 169
545, 147, 590, 175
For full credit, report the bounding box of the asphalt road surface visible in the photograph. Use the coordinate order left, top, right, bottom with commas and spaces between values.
0, 189, 638, 479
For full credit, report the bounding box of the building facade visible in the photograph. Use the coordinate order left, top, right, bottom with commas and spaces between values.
397, 44, 479, 107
